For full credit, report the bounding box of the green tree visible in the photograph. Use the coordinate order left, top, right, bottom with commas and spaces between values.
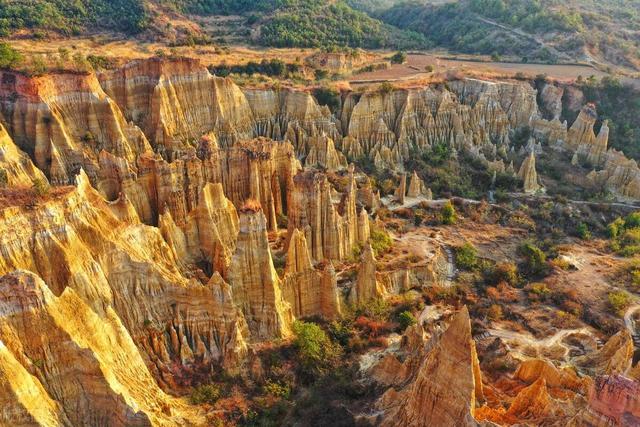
390, 51, 407, 64
292, 321, 342, 379
0, 42, 22, 69
455, 242, 478, 270
440, 200, 457, 225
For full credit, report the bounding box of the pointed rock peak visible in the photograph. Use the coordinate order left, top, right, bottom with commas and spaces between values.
518, 151, 541, 193
507, 377, 551, 419
74, 169, 92, 194
376, 305, 483, 427
285, 228, 313, 275
394, 173, 407, 203
200, 182, 229, 207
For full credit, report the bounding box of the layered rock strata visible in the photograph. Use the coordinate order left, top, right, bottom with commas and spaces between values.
226, 206, 292, 339
281, 229, 342, 319
0, 122, 47, 187
287, 169, 369, 261
376, 307, 483, 426
0, 172, 249, 380
0, 271, 204, 426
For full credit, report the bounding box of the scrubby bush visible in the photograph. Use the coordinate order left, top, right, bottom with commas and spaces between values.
369, 227, 392, 256
390, 51, 407, 64
190, 384, 221, 405
455, 242, 477, 270
292, 321, 342, 380
608, 290, 631, 315
519, 242, 547, 276
263, 379, 291, 399
397, 310, 417, 330
440, 200, 457, 225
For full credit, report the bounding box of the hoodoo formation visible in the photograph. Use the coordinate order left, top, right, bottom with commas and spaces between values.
0, 17, 639, 424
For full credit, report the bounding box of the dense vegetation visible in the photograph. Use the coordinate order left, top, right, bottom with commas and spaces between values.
164, 0, 426, 49
0, 0, 148, 36
378, 0, 640, 67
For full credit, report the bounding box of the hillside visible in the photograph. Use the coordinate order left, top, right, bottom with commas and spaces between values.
378, 0, 640, 70
0, 0, 427, 50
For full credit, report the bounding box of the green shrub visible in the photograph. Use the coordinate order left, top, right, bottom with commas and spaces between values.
607, 217, 625, 238
397, 310, 417, 330
576, 222, 591, 240
390, 51, 407, 64
263, 379, 291, 399
440, 200, 457, 225
530, 283, 551, 297
0, 42, 22, 69
292, 321, 342, 379
519, 242, 547, 276
608, 290, 631, 315
455, 242, 477, 270
370, 227, 392, 256
190, 384, 221, 405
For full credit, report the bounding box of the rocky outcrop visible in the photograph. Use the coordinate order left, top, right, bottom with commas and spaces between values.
305, 135, 347, 170
584, 375, 640, 426
407, 170, 431, 198
506, 378, 552, 419
394, 173, 406, 204
0, 122, 47, 187
376, 307, 483, 426
349, 242, 383, 305
539, 83, 564, 120
159, 182, 239, 275
0, 70, 152, 185
0, 270, 204, 426
287, 169, 368, 261
100, 137, 299, 229
243, 88, 340, 157
282, 228, 341, 319
518, 151, 541, 193
576, 330, 635, 376
99, 57, 254, 154
226, 206, 292, 339
514, 359, 587, 392
0, 171, 248, 379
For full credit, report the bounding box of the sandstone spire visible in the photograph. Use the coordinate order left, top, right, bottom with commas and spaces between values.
407, 171, 429, 198
305, 135, 347, 170
227, 206, 292, 339
282, 229, 341, 319
518, 151, 541, 193
349, 242, 383, 306
377, 306, 483, 426
394, 173, 407, 204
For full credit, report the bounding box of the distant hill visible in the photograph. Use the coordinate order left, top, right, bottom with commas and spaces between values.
377, 0, 640, 70
0, 0, 427, 50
